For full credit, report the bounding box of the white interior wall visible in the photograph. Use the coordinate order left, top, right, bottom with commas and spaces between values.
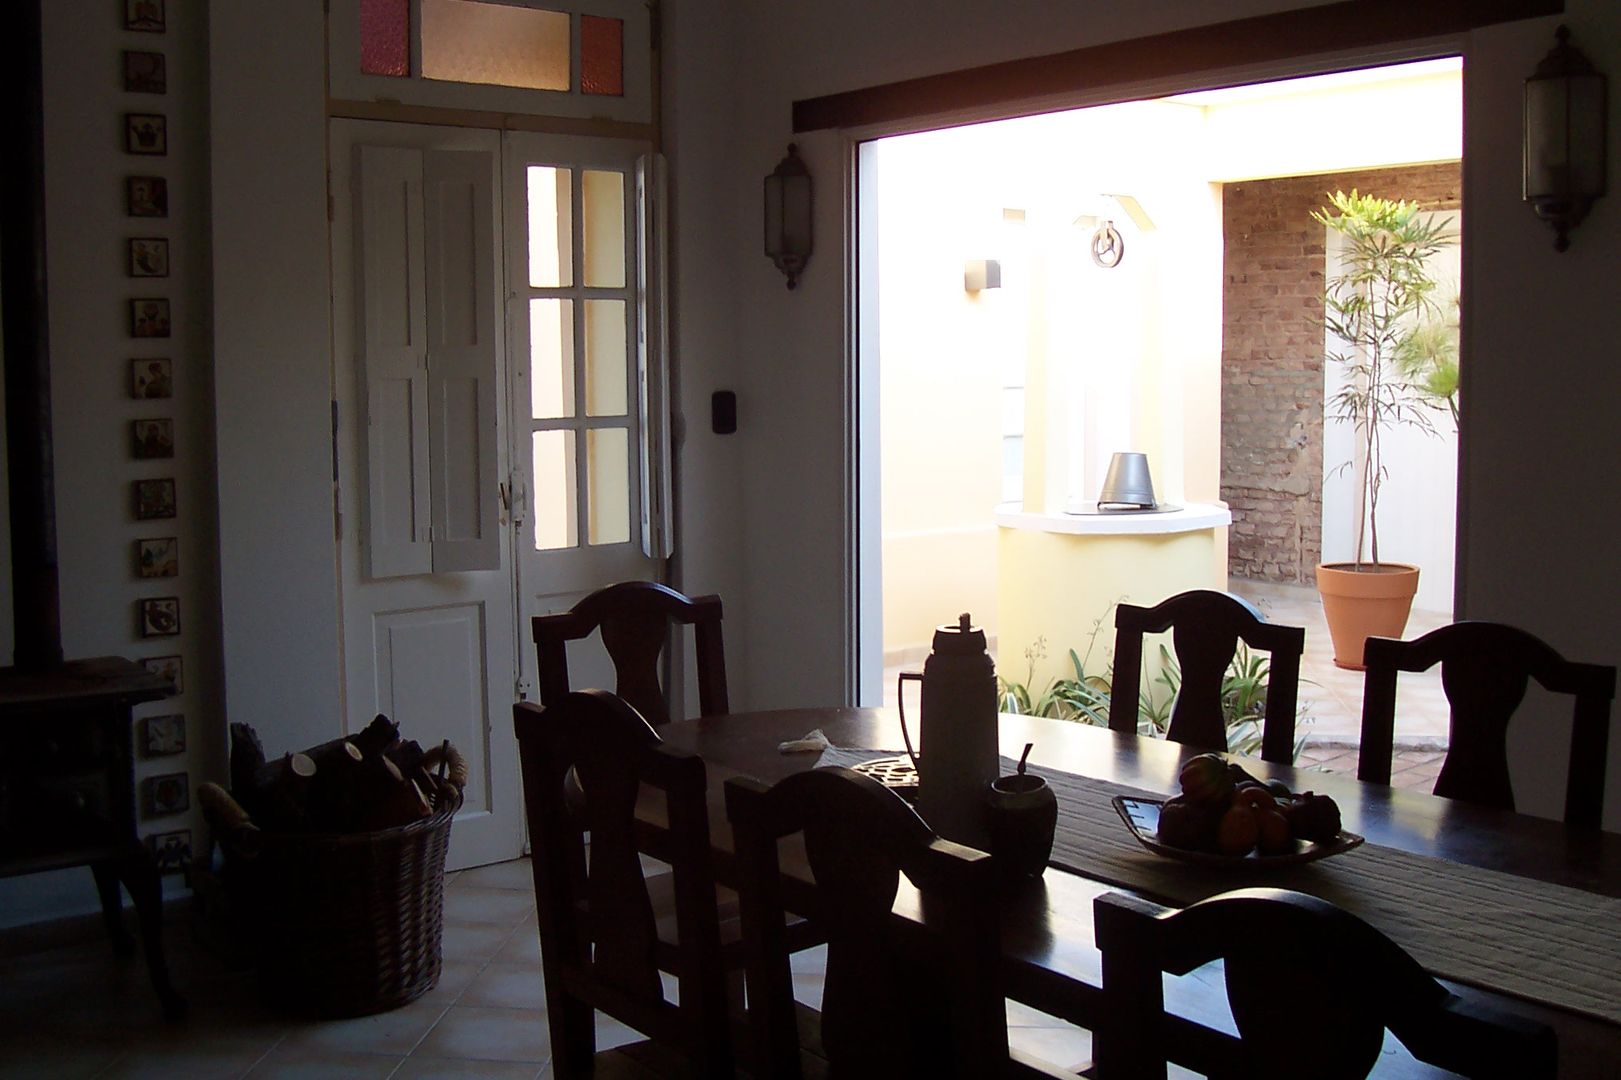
208, 4, 340, 755
0, 0, 220, 928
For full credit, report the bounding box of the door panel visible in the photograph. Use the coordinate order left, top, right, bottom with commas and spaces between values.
373, 604, 493, 816
333, 120, 521, 869
503, 132, 662, 698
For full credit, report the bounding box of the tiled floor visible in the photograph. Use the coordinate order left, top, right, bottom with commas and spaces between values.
0, 857, 1093, 1078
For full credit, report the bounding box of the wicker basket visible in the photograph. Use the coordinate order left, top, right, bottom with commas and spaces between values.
219, 747, 466, 1018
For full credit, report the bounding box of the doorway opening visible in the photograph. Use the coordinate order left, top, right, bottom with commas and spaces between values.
856, 58, 1462, 776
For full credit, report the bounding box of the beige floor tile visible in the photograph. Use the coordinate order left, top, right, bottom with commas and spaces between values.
94, 1031, 279, 1079
442, 887, 537, 928
0, 1037, 128, 1080
453, 859, 536, 892
458, 962, 548, 1011
394, 1059, 544, 1079
243, 1045, 403, 1078
434, 955, 493, 998
493, 925, 542, 967
1006, 1023, 1094, 1072
275, 994, 450, 1056
441, 921, 519, 962
413, 1006, 552, 1063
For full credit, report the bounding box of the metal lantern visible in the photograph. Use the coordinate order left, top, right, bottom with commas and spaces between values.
764, 144, 812, 289
1524, 25, 1607, 252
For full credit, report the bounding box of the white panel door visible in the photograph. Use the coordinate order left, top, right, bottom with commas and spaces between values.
503, 132, 663, 698
333, 120, 522, 869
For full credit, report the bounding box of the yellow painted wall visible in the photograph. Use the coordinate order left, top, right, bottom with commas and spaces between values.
996, 525, 1226, 692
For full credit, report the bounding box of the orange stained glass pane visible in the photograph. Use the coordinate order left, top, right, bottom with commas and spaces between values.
422, 0, 569, 92
360, 0, 410, 77
581, 15, 624, 97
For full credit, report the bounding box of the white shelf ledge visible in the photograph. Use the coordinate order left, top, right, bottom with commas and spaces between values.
994, 501, 1232, 536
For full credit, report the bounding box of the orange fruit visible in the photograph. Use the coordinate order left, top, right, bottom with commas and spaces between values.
1216, 805, 1259, 855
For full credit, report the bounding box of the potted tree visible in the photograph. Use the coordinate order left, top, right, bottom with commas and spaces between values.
1312, 190, 1456, 669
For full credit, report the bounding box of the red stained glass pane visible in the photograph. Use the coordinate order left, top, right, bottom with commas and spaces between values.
580, 15, 624, 97
360, 0, 410, 77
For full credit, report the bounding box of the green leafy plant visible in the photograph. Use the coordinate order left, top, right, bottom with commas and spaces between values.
1313, 190, 1458, 568
997, 607, 1311, 761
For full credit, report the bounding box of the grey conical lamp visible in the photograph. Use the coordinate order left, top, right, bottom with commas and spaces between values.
1097, 452, 1158, 510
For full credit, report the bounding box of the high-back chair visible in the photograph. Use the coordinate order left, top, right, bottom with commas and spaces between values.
1107, 589, 1305, 764
532, 580, 728, 726
1357, 621, 1616, 829
514, 690, 732, 1078
1092, 887, 1556, 1079
725, 767, 1072, 1079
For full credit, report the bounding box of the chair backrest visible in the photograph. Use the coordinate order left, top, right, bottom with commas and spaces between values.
1107, 589, 1305, 764
1093, 887, 1556, 1080
1357, 621, 1616, 828
724, 767, 1011, 1079
531, 580, 728, 726
513, 690, 731, 1076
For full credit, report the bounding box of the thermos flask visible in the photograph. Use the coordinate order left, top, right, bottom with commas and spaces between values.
915, 613, 1000, 847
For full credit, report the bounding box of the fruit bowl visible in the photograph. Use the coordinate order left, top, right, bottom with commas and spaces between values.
1113, 795, 1365, 868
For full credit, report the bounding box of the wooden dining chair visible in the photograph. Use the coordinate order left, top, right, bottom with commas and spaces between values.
1357, 621, 1616, 829
1092, 887, 1556, 1080
532, 580, 728, 727
513, 689, 733, 1078
1107, 589, 1305, 764
725, 767, 1074, 1079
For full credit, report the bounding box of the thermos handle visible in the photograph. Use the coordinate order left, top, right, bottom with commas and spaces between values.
896, 671, 923, 772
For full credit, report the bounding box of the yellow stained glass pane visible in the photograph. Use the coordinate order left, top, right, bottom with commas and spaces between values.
584, 300, 627, 416
581, 170, 626, 288
421, 0, 569, 91
586, 428, 630, 545
532, 430, 577, 551
529, 299, 575, 419
526, 166, 572, 288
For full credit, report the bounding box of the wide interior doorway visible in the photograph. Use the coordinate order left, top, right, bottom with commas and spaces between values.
856, 59, 1463, 766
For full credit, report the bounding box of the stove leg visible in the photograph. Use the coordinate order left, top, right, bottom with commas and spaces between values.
117, 851, 188, 1020
91, 860, 135, 955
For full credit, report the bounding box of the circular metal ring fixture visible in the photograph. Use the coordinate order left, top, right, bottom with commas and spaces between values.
1091, 221, 1124, 268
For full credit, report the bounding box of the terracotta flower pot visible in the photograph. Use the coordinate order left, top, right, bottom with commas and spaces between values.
1315, 562, 1420, 670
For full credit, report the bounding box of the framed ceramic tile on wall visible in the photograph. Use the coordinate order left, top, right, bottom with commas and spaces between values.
128, 237, 169, 277
131, 357, 172, 399
139, 596, 180, 638
130, 298, 170, 337
126, 176, 167, 218
148, 830, 191, 873
134, 477, 176, 519
142, 655, 182, 694
141, 714, 185, 757
124, 50, 166, 93
136, 536, 178, 578
144, 773, 189, 818
132, 417, 174, 459
125, 113, 166, 156
125, 0, 165, 33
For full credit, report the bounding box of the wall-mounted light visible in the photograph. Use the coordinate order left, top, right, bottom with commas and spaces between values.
1524, 25, 1607, 252
964, 259, 1001, 292
764, 144, 812, 289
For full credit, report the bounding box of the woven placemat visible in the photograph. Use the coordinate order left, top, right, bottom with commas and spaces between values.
1027, 764, 1621, 1026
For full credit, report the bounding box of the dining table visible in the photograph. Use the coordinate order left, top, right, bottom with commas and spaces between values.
648, 705, 1621, 1079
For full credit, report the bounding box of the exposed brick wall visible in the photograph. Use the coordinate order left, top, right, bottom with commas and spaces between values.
1221, 163, 1461, 585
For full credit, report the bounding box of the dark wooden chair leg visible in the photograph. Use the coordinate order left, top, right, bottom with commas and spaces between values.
117, 850, 187, 1019
91, 860, 135, 955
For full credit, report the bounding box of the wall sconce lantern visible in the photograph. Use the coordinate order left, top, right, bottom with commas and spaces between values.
764, 144, 812, 289
1524, 25, 1607, 252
